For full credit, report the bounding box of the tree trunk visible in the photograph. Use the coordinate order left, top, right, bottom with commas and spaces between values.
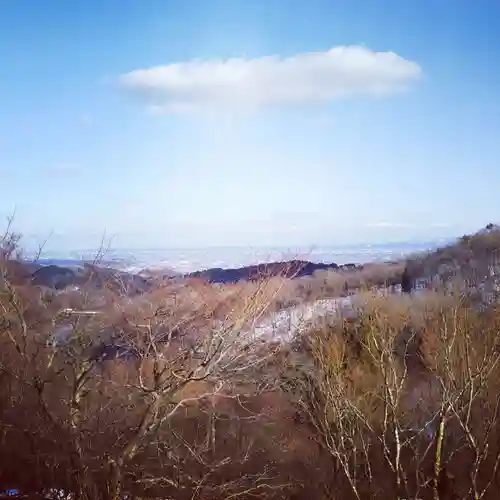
106, 459, 123, 500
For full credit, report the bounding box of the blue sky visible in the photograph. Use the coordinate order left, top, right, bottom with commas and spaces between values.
1, 0, 499, 250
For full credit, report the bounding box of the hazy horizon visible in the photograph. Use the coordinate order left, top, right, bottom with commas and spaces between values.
28, 239, 444, 274
19, 232, 453, 256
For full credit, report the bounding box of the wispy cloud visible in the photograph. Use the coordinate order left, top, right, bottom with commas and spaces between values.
78, 112, 93, 126
430, 222, 453, 228
367, 222, 413, 229
367, 221, 456, 232
119, 45, 422, 114
1, 163, 81, 177
44, 163, 81, 175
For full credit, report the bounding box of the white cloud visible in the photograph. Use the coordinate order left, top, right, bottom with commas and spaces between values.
119, 45, 422, 114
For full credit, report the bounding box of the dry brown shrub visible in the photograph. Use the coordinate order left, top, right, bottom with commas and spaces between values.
279, 290, 500, 499
268, 261, 406, 311
0, 234, 297, 499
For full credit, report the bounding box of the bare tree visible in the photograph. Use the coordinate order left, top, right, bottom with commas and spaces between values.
0, 229, 291, 499
280, 292, 500, 500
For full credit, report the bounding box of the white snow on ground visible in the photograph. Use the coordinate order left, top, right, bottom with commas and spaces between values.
247, 284, 437, 343
250, 295, 358, 342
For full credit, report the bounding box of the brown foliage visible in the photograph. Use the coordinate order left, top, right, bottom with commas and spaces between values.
280, 291, 500, 499
3, 225, 500, 499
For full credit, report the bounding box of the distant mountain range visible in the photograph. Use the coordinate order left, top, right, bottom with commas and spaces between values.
8, 225, 496, 294
188, 259, 345, 283
24, 240, 446, 274
5, 258, 359, 292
